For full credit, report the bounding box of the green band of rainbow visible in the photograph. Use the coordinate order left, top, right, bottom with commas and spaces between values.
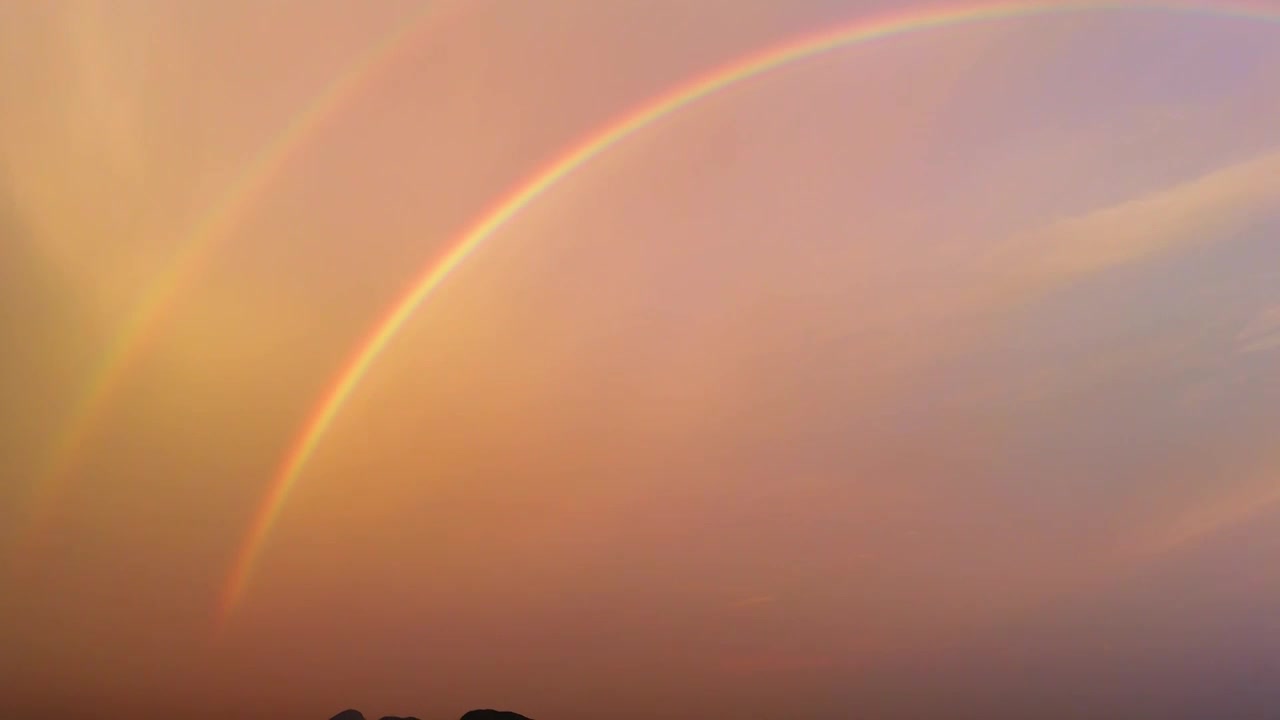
219, 0, 1280, 620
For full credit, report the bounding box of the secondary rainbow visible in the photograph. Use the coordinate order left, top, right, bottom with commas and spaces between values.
220, 0, 1280, 618
12, 4, 444, 555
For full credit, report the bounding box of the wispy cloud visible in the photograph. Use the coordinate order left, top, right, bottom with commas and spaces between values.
982, 147, 1280, 306
933, 148, 1280, 612
1127, 458, 1280, 561
1236, 304, 1280, 354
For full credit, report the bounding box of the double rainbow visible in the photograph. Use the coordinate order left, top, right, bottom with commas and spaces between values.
20, 1, 1267, 616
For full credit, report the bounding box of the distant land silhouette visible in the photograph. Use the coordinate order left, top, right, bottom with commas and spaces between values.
330, 710, 531, 720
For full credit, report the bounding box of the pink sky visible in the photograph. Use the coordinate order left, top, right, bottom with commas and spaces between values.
2, 2, 1280, 718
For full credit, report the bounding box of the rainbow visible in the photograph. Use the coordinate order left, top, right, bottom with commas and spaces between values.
11, 4, 444, 557
219, 0, 1280, 618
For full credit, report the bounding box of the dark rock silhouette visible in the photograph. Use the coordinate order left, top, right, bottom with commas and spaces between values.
332, 709, 527, 720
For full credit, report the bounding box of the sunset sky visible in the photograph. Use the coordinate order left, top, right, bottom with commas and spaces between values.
2, 1, 1280, 718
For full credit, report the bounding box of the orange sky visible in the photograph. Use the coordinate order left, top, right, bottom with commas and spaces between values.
3, 2, 1280, 718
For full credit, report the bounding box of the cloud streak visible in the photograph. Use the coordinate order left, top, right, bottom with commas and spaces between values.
982, 145, 1280, 307
1236, 304, 1280, 354
1127, 454, 1280, 561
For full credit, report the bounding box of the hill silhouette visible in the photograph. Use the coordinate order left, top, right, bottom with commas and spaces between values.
330, 710, 530, 720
